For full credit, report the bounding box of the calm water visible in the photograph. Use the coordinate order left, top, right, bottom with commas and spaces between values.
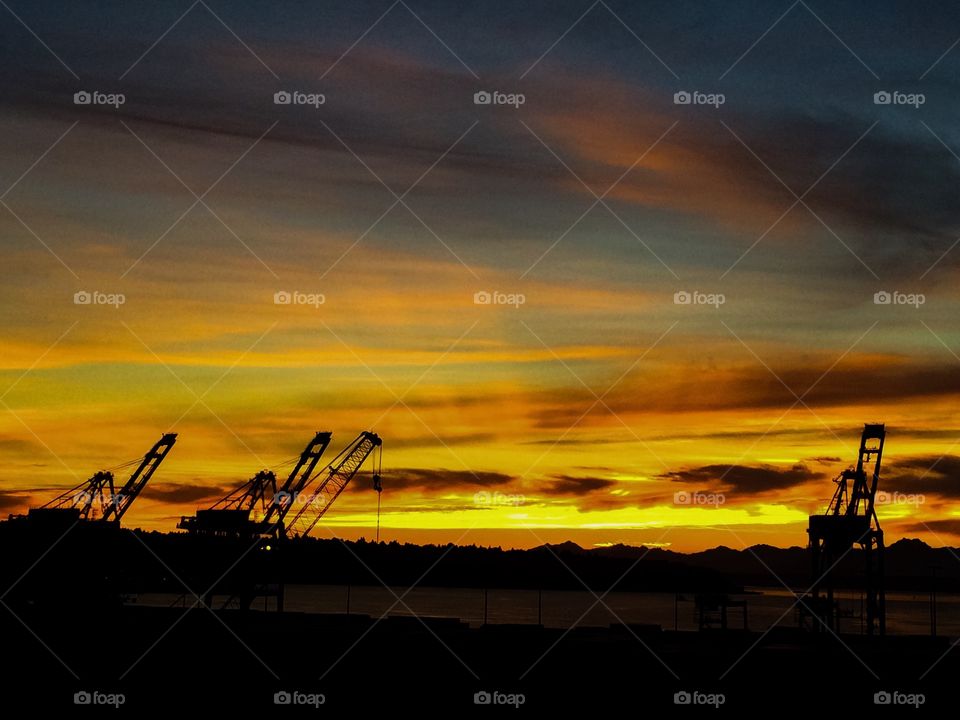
137, 585, 960, 637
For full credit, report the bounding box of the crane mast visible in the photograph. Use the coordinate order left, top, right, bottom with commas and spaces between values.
264, 431, 332, 534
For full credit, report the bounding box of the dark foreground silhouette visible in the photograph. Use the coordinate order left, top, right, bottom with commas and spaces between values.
0, 520, 956, 711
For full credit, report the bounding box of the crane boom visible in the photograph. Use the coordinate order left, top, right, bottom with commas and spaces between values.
825, 423, 885, 522
102, 433, 178, 522
263, 431, 332, 533
284, 431, 382, 538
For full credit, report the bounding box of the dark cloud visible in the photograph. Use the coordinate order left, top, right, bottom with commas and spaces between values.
900, 519, 960, 537
637, 427, 960, 445
808, 456, 844, 465
6, 10, 960, 269
532, 361, 960, 426
541, 475, 616, 496
890, 455, 960, 474
0, 435, 39, 453
661, 463, 823, 494
0, 490, 29, 511
717, 115, 960, 252
883, 455, 960, 498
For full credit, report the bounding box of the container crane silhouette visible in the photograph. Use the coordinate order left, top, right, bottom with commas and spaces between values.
27, 433, 177, 526
807, 423, 886, 634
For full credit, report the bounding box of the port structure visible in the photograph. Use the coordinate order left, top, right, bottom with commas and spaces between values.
284, 431, 382, 539
807, 423, 886, 635
178, 431, 332, 539
176, 430, 382, 610
23, 433, 177, 527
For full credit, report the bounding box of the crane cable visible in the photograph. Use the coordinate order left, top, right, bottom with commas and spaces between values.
103, 456, 143, 472
375, 443, 383, 543
42, 451, 144, 503
376, 487, 382, 543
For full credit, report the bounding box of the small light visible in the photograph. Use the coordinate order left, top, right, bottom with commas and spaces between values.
264, 544, 272, 551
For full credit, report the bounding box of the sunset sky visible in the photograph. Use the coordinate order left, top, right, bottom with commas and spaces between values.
2, 1, 960, 551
